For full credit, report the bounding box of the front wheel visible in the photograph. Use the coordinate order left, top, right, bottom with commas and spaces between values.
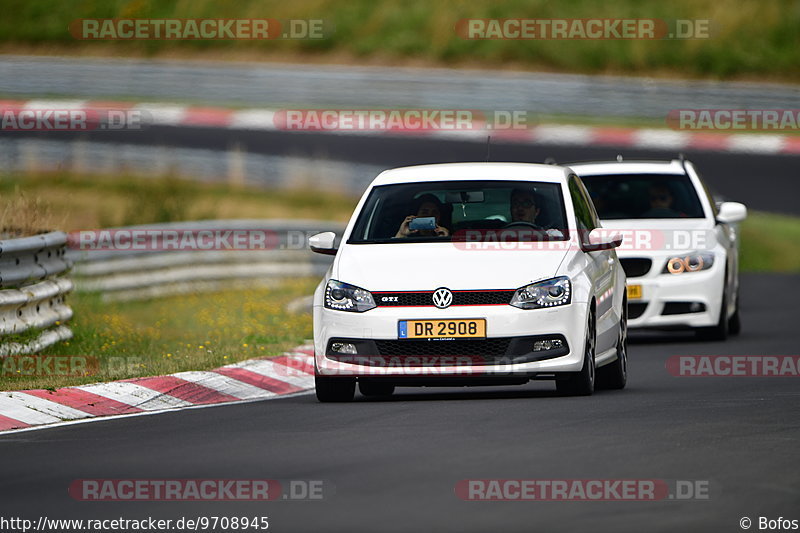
315, 375, 356, 402
597, 299, 627, 390
556, 309, 595, 396
728, 285, 741, 335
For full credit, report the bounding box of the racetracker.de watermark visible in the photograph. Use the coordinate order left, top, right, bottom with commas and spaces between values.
666, 356, 800, 377
69, 19, 330, 40
0, 355, 97, 377
667, 109, 800, 131
0, 108, 147, 132
455, 479, 711, 501
1, 356, 153, 378
67, 229, 330, 251
455, 19, 711, 40
317, 355, 499, 376
450, 228, 717, 252
274, 109, 548, 131
68, 479, 326, 501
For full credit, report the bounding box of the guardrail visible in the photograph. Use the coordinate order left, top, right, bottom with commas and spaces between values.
0, 231, 73, 356
67, 219, 344, 302
0, 221, 343, 356
0, 139, 383, 197
2, 55, 798, 118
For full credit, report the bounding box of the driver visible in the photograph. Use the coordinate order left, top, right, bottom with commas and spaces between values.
506, 188, 543, 229
643, 183, 684, 217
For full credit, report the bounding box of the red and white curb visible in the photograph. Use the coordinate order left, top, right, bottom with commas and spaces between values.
3, 99, 800, 155
0, 345, 315, 434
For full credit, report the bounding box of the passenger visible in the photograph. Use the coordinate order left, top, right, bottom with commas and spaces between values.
395, 194, 450, 237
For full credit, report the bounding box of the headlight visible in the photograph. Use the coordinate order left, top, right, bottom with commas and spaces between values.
662, 252, 715, 274
324, 280, 376, 312
509, 276, 571, 309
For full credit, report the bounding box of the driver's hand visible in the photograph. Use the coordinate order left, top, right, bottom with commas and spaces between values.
434, 225, 450, 237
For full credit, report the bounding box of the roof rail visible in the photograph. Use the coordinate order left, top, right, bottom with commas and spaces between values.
678, 152, 689, 174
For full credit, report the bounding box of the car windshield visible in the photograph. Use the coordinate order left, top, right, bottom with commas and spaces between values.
578, 173, 705, 219
348, 180, 569, 244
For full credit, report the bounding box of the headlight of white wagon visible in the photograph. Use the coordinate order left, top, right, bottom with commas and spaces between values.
325, 280, 377, 312
662, 252, 715, 274
509, 276, 571, 309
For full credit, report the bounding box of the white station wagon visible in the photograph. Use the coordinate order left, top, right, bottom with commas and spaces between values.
571, 159, 746, 340
309, 162, 627, 401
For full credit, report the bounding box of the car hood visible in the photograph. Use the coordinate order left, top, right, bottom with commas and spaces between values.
334, 243, 570, 291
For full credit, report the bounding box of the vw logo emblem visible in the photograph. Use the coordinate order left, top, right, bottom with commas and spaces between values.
432, 288, 453, 309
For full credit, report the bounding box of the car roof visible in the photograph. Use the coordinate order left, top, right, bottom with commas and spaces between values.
567, 159, 687, 176
370, 162, 571, 186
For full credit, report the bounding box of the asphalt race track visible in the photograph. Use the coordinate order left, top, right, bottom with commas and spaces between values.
1, 273, 798, 532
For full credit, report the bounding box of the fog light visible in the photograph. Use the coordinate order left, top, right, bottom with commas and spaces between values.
690, 302, 702, 312
533, 339, 563, 352
331, 342, 358, 355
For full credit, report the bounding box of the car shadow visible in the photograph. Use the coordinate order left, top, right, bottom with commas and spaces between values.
628, 329, 698, 345
355, 384, 628, 403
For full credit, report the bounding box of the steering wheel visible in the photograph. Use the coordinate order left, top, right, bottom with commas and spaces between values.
503, 221, 542, 229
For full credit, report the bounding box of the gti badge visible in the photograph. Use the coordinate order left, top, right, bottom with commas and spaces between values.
432, 287, 453, 309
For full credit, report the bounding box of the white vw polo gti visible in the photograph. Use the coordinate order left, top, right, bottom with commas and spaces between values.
570, 159, 746, 340
308, 162, 627, 402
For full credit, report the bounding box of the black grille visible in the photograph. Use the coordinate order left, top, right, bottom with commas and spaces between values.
373, 290, 515, 307
619, 258, 652, 278
661, 302, 706, 315
628, 302, 648, 319
327, 335, 569, 366
375, 338, 511, 357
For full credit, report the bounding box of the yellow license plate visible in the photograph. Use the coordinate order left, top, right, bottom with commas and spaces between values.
398, 319, 486, 340
626, 284, 643, 300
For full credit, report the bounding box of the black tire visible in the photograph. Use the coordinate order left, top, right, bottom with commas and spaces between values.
556, 308, 595, 396
597, 298, 627, 390
728, 286, 741, 335
696, 286, 729, 342
359, 380, 395, 397
315, 375, 356, 402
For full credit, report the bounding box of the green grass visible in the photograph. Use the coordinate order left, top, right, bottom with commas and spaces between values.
0, 0, 798, 81
0, 278, 318, 391
739, 211, 800, 272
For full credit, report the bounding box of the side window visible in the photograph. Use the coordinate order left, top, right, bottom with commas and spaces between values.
690, 164, 719, 217
568, 175, 597, 233
578, 178, 602, 229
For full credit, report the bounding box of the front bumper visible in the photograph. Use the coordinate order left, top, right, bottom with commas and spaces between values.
625, 259, 725, 329
313, 302, 588, 378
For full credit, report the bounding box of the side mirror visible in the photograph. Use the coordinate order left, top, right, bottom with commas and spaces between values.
308, 232, 338, 256
716, 202, 747, 224
583, 228, 623, 252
